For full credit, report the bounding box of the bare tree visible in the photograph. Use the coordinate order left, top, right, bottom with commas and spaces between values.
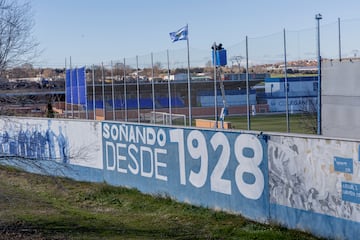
0, 0, 39, 76
298, 97, 318, 134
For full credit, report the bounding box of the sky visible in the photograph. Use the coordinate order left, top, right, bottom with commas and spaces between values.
30, 0, 360, 68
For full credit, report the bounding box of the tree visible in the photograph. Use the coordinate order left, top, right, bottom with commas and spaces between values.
204, 60, 213, 74
0, 0, 39, 76
299, 98, 318, 134
42, 68, 55, 79
153, 61, 162, 76
46, 100, 55, 118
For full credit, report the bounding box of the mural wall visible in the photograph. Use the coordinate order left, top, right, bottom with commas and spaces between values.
268, 135, 360, 238
101, 121, 269, 222
1, 117, 360, 239
0, 117, 102, 169
269, 136, 359, 220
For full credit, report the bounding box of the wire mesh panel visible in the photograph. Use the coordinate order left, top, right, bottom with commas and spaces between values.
62, 18, 360, 133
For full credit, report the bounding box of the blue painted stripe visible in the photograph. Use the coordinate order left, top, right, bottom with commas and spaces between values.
270, 203, 360, 240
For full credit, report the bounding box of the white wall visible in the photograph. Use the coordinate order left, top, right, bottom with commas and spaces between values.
322, 60, 360, 139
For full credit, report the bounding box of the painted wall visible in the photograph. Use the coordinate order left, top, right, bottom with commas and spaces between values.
268, 134, 360, 239
1, 117, 360, 239
101, 121, 269, 222
0, 117, 103, 180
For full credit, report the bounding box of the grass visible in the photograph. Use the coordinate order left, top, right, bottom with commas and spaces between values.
200, 113, 317, 134
0, 165, 324, 240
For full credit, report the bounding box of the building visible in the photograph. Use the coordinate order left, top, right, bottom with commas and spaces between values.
259, 76, 317, 113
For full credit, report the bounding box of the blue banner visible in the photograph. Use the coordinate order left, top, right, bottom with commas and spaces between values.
65, 69, 71, 103
77, 67, 87, 105
65, 67, 86, 105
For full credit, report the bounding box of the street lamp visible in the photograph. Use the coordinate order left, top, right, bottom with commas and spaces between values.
315, 13, 322, 135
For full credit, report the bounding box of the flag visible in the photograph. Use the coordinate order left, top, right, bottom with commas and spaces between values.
169, 25, 188, 42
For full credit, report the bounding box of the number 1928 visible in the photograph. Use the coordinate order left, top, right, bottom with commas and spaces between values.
170, 129, 265, 200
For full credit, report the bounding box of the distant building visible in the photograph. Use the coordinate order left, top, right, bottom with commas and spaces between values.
223, 73, 270, 81
163, 73, 188, 81
260, 76, 317, 112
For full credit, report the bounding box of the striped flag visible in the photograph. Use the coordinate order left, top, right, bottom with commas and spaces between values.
169, 25, 188, 42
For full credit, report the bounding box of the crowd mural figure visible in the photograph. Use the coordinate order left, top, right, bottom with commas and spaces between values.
57, 125, 69, 163
46, 120, 56, 159
0, 120, 69, 163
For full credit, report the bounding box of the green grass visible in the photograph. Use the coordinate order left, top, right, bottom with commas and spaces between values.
0, 165, 323, 239
199, 113, 317, 134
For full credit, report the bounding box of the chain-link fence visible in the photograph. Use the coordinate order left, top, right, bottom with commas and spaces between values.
64, 18, 360, 129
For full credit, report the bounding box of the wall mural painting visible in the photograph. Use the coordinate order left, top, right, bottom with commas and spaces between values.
0, 118, 102, 169
0, 118, 69, 163
1, 117, 360, 239
269, 135, 360, 221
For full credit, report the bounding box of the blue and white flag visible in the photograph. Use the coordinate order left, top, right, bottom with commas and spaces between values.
169, 25, 188, 42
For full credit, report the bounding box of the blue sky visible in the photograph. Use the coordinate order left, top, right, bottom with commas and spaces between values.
31, 0, 360, 67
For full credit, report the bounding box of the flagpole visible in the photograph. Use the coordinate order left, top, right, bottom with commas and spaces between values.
169, 24, 190, 126
84, 66, 89, 120
213, 42, 218, 129
284, 28, 290, 132
167, 49, 172, 125
246, 36, 250, 130
136, 55, 140, 123
65, 58, 68, 118
92, 65, 96, 120
101, 62, 105, 120
70, 56, 74, 119
76, 66, 80, 119
111, 60, 115, 120
151, 52, 156, 123
123, 58, 128, 122
186, 24, 191, 126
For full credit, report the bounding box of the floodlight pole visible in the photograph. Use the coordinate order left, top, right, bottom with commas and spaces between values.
338, 18, 342, 61
284, 28, 290, 133
316, 13, 322, 135
245, 36, 250, 130
213, 42, 218, 129
136, 56, 140, 123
